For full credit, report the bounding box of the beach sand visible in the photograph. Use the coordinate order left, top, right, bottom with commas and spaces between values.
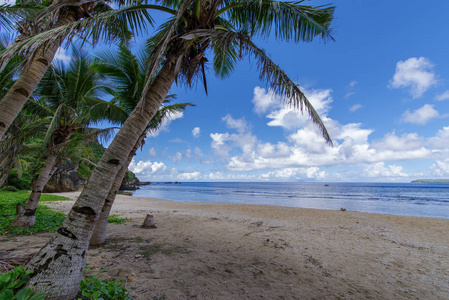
2, 192, 448, 299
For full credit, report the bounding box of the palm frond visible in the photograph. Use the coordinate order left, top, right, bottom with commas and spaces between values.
219, 0, 334, 42
139, 0, 193, 105
0, 4, 155, 69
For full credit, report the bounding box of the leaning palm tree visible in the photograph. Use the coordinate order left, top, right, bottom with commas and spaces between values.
25, 1, 335, 298
10, 49, 115, 228
0, 0, 153, 139
88, 46, 194, 245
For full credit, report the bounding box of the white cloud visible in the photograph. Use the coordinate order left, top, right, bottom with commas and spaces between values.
177, 171, 201, 181
389, 57, 436, 98
129, 159, 167, 175
260, 167, 327, 180
372, 132, 424, 151
430, 159, 449, 176
148, 147, 156, 157
208, 88, 449, 178
222, 114, 248, 133
170, 152, 183, 163
149, 111, 184, 137
262, 87, 333, 130
54, 48, 71, 64
349, 104, 362, 112
436, 90, 449, 101
401, 104, 439, 125
192, 127, 201, 138
363, 162, 409, 178
345, 80, 358, 98
252, 87, 277, 115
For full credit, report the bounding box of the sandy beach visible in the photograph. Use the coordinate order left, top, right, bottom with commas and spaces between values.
2, 192, 449, 299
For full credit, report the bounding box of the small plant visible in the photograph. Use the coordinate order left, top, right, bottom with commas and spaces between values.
0, 266, 45, 300
78, 276, 132, 300
107, 214, 129, 224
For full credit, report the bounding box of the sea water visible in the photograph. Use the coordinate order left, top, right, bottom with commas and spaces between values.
131, 182, 449, 219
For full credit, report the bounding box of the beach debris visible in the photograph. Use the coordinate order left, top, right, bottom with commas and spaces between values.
141, 214, 157, 229
340, 207, 347, 212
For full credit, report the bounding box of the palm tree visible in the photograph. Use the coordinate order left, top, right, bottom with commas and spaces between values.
25, 1, 335, 298
10, 49, 115, 228
88, 46, 194, 245
0, 0, 153, 139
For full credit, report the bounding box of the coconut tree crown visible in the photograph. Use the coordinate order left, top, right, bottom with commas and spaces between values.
144, 0, 335, 144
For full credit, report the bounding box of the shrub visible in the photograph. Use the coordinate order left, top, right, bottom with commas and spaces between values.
0, 266, 45, 300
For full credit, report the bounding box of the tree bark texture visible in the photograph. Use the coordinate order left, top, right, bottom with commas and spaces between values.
12, 151, 60, 228
25, 52, 180, 299
90, 133, 145, 245
0, 11, 78, 140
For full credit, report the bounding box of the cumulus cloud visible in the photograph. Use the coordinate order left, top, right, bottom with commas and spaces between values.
129, 159, 167, 176
192, 127, 201, 138
401, 104, 439, 125
260, 167, 327, 180
436, 90, 449, 101
363, 162, 409, 178
349, 104, 362, 112
389, 57, 436, 98
430, 159, 449, 176
177, 171, 201, 181
261, 87, 333, 130
252, 87, 277, 115
207, 87, 449, 180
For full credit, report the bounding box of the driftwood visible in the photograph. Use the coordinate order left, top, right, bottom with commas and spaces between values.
141, 214, 157, 229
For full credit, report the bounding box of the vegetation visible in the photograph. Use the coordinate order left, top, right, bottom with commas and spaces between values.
0, 190, 68, 235
411, 179, 449, 183
0, 266, 45, 300
107, 214, 129, 224
78, 276, 132, 300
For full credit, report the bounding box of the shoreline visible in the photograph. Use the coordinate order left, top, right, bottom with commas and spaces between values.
50, 191, 449, 221
3, 191, 449, 299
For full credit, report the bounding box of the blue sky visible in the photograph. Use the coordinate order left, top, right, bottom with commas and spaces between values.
55, 1, 449, 182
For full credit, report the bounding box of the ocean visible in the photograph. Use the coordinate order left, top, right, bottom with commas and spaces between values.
131, 182, 449, 219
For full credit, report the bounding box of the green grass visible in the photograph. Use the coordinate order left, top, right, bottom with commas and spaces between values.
0, 190, 70, 236
107, 214, 130, 224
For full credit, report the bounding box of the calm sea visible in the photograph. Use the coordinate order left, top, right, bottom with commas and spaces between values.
131, 182, 449, 219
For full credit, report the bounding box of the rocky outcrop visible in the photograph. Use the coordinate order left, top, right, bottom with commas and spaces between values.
43, 160, 87, 192
44, 159, 147, 192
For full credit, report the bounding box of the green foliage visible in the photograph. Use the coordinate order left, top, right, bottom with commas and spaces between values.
0, 190, 69, 235
0, 266, 45, 300
77, 162, 92, 180
6, 168, 32, 190
107, 214, 129, 224
126, 171, 135, 181
78, 276, 132, 300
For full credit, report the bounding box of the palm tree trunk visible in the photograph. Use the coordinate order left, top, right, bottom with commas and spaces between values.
24, 51, 180, 299
90, 133, 145, 245
12, 150, 61, 228
0, 9, 79, 140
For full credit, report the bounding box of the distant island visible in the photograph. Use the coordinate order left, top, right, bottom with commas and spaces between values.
411, 179, 449, 183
